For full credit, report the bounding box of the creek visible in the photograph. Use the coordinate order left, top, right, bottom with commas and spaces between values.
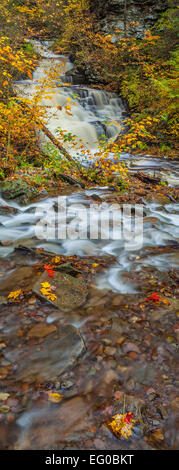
0, 40, 178, 450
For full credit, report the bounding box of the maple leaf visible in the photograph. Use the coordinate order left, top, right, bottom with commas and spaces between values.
145, 292, 161, 302
8, 289, 22, 300
107, 413, 136, 440
44, 264, 55, 278
40, 282, 57, 302
145, 292, 170, 305
41, 282, 51, 288
124, 412, 134, 424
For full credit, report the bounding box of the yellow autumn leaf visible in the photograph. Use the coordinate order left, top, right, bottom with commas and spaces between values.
41, 282, 51, 288
48, 392, 63, 403
8, 289, 22, 300
107, 413, 136, 440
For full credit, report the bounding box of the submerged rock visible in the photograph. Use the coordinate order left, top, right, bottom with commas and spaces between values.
113, 393, 146, 422
132, 364, 156, 386
6, 324, 85, 383
0, 266, 36, 296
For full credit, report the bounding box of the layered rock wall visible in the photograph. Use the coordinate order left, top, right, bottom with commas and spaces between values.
90, 0, 169, 38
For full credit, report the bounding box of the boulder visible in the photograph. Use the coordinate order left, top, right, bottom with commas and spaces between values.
33, 271, 88, 312
1, 178, 38, 205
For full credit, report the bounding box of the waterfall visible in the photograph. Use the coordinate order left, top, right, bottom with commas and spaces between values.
15, 40, 126, 155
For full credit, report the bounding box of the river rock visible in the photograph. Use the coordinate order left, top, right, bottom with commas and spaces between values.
33, 271, 88, 311
27, 323, 57, 339
0, 178, 38, 205
122, 342, 141, 354
0, 266, 36, 296
0, 205, 18, 216
145, 194, 171, 204
6, 325, 85, 383
110, 317, 129, 340
132, 364, 156, 385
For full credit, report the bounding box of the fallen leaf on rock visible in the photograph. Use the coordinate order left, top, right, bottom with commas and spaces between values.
8, 289, 22, 301
40, 282, 57, 301
145, 293, 170, 305
48, 392, 63, 403
152, 428, 164, 441
52, 257, 61, 264
107, 412, 136, 439
44, 264, 55, 278
0, 405, 10, 413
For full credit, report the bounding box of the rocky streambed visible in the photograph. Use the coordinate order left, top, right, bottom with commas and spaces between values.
0, 182, 178, 450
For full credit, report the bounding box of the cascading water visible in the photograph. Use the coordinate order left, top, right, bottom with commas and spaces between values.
0, 40, 179, 452
15, 40, 126, 153
0, 40, 179, 292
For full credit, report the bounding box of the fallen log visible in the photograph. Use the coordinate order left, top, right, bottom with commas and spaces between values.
134, 171, 161, 185
22, 102, 86, 188
54, 171, 85, 188
40, 123, 74, 163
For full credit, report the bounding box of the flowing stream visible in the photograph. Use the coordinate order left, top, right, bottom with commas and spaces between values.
1, 40, 178, 287
0, 40, 178, 450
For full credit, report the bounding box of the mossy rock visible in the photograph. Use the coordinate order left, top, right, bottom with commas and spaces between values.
1, 178, 38, 205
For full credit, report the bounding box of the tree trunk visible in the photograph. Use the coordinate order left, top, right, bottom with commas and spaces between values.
124, 0, 127, 37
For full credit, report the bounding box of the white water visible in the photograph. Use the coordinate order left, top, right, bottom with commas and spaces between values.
0, 40, 179, 294
15, 40, 125, 154
0, 189, 179, 293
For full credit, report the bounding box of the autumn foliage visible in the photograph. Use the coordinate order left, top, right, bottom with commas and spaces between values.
0, 0, 178, 182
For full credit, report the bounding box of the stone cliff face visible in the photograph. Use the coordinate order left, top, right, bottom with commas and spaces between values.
90, 0, 169, 38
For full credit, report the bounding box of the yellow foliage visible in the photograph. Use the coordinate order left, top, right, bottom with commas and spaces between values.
48, 392, 63, 403
108, 413, 136, 439
8, 289, 22, 300
40, 282, 57, 301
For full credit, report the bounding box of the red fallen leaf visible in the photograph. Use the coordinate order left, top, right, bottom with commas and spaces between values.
145, 292, 161, 302
47, 272, 54, 278
124, 412, 134, 424
44, 264, 55, 277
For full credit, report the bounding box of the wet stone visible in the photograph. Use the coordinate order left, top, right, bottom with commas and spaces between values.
0, 205, 19, 216
132, 364, 156, 386
113, 393, 146, 420
27, 323, 57, 339
33, 271, 88, 312
5, 324, 86, 383
0, 266, 36, 296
